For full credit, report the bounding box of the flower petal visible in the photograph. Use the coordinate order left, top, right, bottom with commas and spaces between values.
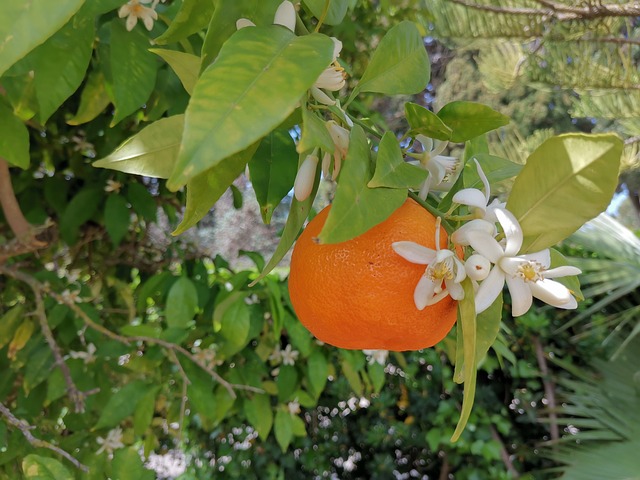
414, 275, 437, 310
466, 230, 504, 264
452, 188, 487, 212
475, 267, 505, 314
505, 276, 532, 317
431, 139, 448, 157
529, 279, 574, 307
473, 158, 491, 205
330, 37, 343, 59
522, 249, 551, 268
392, 242, 436, 265
544, 266, 582, 278
236, 18, 256, 29
273, 0, 296, 31
310, 86, 335, 106
494, 208, 523, 256
445, 278, 465, 300
451, 219, 495, 246
416, 134, 433, 153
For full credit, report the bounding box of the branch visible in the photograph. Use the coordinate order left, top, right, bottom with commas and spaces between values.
533, 336, 559, 441
489, 424, 520, 478
0, 401, 89, 472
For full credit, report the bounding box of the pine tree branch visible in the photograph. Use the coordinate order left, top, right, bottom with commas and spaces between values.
0, 401, 89, 472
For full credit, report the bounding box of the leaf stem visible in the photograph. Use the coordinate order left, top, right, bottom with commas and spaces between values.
314, 0, 331, 32
408, 191, 454, 234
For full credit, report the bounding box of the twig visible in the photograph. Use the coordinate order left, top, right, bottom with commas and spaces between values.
167, 350, 190, 444
0, 401, 89, 472
533, 336, 559, 441
489, 424, 520, 478
438, 452, 450, 480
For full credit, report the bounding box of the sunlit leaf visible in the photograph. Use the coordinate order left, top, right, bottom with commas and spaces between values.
437, 101, 509, 143
274, 409, 293, 451
462, 153, 522, 189
165, 277, 198, 329
67, 70, 111, 125
0, 102, 29, 169
405, 102, 452, 141
154, 0, 215, 45
22, 455, 73, 480
150, 49, 200, 95
368, 131, 427, 189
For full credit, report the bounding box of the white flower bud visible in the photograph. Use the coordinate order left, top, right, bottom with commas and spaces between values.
293, 154, 319, 201
465, 254, 492, 281
273, 1, 296, 32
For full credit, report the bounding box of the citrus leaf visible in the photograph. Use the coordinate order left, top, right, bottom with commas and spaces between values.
104, 194, 130, 247
506, 133, 623, 253
0, 0, 84, 78
302, 0, 349, 25
220, 298, 251, 356
94, 380, 150, 430
133, 386, 160, 436
274, 409, 293, 452
150, 49, 200, 95
22, 455, 73, 480
0, 306, 25, 350
368, 131, 427, 189
298, 107, 335, 154
307, 350, 328, 397
475, 294, 503, 366
249, 129, 298, 224
0, 102, 29, 169
165, 277, 198, 329
354, 21, 429, 96
451, 278, 477, 442
127, 183, 157, 222
93, 115, 183, 178
59, 187, 102, 244
244, 394, 273, 439
109, 20, 158, 126
171, 142, 259, 235
463, 153, 522, 189
277, 365, 298, 402
318, 125, 407, 244
112, 448, 154, 480
154, 0, 215, 45
437, 102, 510, 143
405, 102, 452, 141
67, 70, 110, 125
167, 26, 334, 190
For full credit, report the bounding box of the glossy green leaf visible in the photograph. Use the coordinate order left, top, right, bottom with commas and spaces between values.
133, 386, 160, 436
249, 129, 298, 224
200, 0, 282, 69
111, 448, 154, 480
104, 194, 130, 247
220, 298, 251, 355
340, 359, 363, 396
165, 277, 198, 329
0, 306, 24, 349
23, 345, 53, 394
307, 350, 328, 397
109, 20, 158, 125
319, 126, 407, 244
244, 394, 274, 439
277, 365, 298, 402
302, 0, 349, 25
291, 414, 306, 436
67, 70, 111, 125
368, 362, 386, 393
451, 279, 477, 442
167, 26, 334, 190
274, 409, 293, 452
154, 0, 215, 45
506, 133, 623, 253
437, 101, 510, 143
405, 102, 452, 141
127, 183, 157, 222
284, 312, 312, 356
22, 455, 73, 480
0, 0, 84, 78
368, 131, 427, 189
0, 102, 29, 169
354, 21, 429, 96
172, 142, 259, 235
475, 294, 503, 366
150, 49, 199, 95
93, 115, 183, 178
463, 153, 522, 189
32, 11, 94, 123
59, 187, 102, 245
94, 380, 150, 430
298, 107, 335, 154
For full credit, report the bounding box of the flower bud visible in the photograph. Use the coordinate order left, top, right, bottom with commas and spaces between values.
465, 254, 492, 281
274, 1, 296, 32
293, 154, 319, 201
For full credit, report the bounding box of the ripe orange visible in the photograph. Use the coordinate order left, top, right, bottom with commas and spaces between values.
288, 198, 458, 351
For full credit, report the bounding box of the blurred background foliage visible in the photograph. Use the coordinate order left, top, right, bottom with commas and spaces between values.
1, 0, 640, 479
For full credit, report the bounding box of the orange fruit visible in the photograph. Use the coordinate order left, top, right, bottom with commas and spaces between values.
288, 198, 458, 351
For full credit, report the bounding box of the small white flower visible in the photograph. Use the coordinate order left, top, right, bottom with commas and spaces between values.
69, 343, 97, 364
293, 153, 319, 201
362, 349, 388, 366
96, 427, 125, 457
104, 179, 122, 193
467, 208, 582, 316
280, 344, 299, 366
268, 344, 283, 364
60, 289, 82, 304
412, 135, 460, 200
118, 0, 158, 32
452, 159, 505, 223
287, 400, 301, 415
392, 217, 466, 309
321, 120, 350, 179
312, 38, 346, 103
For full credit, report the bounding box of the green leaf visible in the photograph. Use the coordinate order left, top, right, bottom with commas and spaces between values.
368, 131, 427, 189
127, 183, 157, 222
165, 277, 198, 329
150, 49, 200, 95
32, 10, 94, 123
244, 394, 273, 439
298, 107, 335, 155
462, 153, 522, 189
109, 20, 158, 125
0, 306, 24, 350
274, 409, 294, 451
167, 26, 334, 190
22, 455, 73, 480
0, 102, 30, 169
67, 70, 111, 125
354, 21, 429, 96
277, 365, 299, 402
506, 133, 623, 253
104, 195, 130, 247
284, 312, 312, 356
93, 115, 183, 178
0, 0, 85, 78
200, 0, 282, 69
133, 387, 160, 436
318, 125, 407, 244
437, 101, 510, 143
302, 0, 349, 25
111, 448, 154, 480
59, 187, 102, 245
367, 362, 386, 393
340, 359, 363, 396
172, 142, 259, 235
154, 0, 215, 45
220, 298, 251, 355
94, 380, 150, 430
550, 249, 584, 301
475, 294, 503, 366
307, 350, 328, 397
249, 129, 298, 224
451, 279, 477, 443
23, 345, 53, 395
405, 102, 452, 141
